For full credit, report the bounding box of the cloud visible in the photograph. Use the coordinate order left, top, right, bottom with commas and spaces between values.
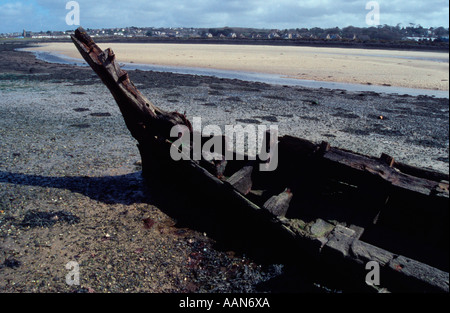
375, 0, 449, 26
0, 0, 448, 33
0, 1, 39, 31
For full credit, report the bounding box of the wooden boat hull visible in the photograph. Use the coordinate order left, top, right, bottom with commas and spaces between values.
71, 27, 449, 292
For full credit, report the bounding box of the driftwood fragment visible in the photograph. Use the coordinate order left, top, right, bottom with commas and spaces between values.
226, 165, 254, 195
263, 188, 293, 217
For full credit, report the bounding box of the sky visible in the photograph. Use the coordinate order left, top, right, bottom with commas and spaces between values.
0, 0, 449, 34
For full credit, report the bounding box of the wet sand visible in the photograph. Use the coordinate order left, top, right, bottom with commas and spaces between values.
0, 42, 448, 294
24, 42, 449, 91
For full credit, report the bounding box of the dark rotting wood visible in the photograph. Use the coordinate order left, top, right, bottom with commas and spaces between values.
277, 135, 317, 157
393, 161, 449, 182
379, 153, 395, 167
263, 188, 293, 217
321, 147, 445, 196
318, 141, 331, 155
198, 135, 229, 178
71, 27, 193, 173
199, 154, 228, 178
226, 165, 254, 195
433, 180, 450, 198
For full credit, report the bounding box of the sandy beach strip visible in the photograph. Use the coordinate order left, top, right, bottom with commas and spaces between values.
24, 42, 449, 91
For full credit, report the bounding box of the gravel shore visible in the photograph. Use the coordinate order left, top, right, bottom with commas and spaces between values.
0, 41, 448, 293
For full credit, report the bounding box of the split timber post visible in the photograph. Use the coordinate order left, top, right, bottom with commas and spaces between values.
71, 27, 193, 177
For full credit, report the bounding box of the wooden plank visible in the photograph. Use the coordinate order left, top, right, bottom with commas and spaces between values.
393, 161, 449, 182
390, 171, 440, 196
322, 147, 445, 197
388, 255, 449, 292
278, 135, 318, 157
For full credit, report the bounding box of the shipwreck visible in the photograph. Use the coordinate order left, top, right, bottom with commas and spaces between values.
71, 27, 449, 293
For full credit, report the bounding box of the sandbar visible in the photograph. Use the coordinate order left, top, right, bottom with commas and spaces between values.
25, 42, 449, 91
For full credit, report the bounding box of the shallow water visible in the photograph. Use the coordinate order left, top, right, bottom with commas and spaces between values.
22, 49, 450, 99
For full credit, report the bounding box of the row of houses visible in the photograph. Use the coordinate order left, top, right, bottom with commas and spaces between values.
202, 31, 364, 41
2, 27, 448, 42
0, 29, 71, 39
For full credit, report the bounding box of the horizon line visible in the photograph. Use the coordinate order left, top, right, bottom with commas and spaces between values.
4, 23, 450, 35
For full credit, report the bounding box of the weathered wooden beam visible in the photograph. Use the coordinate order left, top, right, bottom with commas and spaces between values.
263, 188, 293, 217
379, 153, 395, 167
321, 147, 446, 197
277, 136, 448, 197
320, 224, 449, 292
71, 27, 192, 147
226, 165, 253, 195
393, 161, 449, 182
278, 135, 318, 157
